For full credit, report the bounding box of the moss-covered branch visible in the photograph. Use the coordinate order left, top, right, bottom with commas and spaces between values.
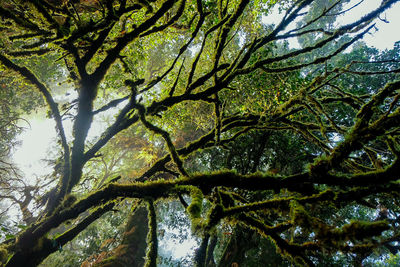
144, 200, 158, 267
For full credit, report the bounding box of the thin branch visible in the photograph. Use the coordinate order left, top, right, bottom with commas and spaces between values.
0, 54, 70, 172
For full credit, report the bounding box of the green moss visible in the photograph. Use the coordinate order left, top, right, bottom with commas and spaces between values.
0, 246, 8, 263
187, 187, 204, 219
308, 154, 330, 176
63, 194, 77, 207
290, 197, 389, 251
290, 202, 310, 227
206, 204, 224, 230
337, 220, 389, 241
145, 200, 158, 267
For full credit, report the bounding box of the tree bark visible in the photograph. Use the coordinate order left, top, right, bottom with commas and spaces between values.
92, 205, 149, 267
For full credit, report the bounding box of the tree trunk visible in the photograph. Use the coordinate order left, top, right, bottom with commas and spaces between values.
91, 205, 149, 267
217, 225, 286, 267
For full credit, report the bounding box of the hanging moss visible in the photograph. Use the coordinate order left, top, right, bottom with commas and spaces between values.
144, 200, 158, 267
187, 187, 204, 219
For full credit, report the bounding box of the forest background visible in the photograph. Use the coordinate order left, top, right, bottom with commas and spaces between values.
1, 0, 400, 266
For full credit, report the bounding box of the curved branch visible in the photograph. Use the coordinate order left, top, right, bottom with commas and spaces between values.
0, 54, 70, 176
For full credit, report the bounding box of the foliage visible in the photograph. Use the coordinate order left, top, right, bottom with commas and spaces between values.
0, 0, 400, 266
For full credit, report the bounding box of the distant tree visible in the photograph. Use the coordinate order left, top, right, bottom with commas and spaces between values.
0, 0, 400, 266
0, 52, 49, 227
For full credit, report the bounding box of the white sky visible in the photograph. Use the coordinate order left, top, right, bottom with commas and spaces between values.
12, 109, 113, 184
13, 116, 56, 179
338, 0, 400, 50
262, 0, 400, 50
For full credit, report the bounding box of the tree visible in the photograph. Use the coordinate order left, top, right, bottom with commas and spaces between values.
0, 0, 400, 266
0, 46, 49, 228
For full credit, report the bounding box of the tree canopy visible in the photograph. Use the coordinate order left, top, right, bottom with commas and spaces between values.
1, 0, 400, 266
